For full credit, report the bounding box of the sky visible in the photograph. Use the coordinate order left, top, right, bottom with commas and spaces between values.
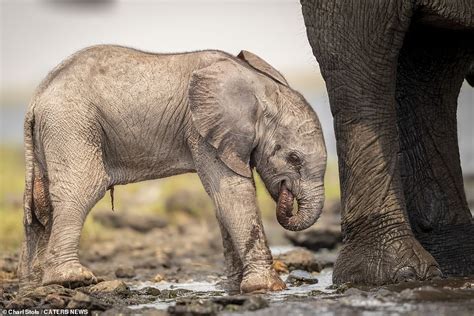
1, 0, 320, 89
0, 0, 472, 171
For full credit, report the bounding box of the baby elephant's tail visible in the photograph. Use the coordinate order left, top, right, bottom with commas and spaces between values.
23, 108, 35, 225
19, 107, 51, 289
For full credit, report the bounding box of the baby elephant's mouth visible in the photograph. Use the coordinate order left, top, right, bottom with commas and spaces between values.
276, 181, 295, 226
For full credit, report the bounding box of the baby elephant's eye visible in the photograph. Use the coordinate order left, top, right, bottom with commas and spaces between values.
287, 152, 302, 166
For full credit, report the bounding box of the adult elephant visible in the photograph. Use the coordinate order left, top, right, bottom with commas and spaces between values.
300, 0, 474, 285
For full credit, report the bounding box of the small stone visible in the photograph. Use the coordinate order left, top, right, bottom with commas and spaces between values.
287, 270, 319, 286
67, 292, 91, 309
6, 297, 37, 309
90, 280, 129, 295
153, 273, 165, 282
308, 290, 325, 296
461, 282, 473, 289
277, 248, 322, 272
242, 296, 269, 311
374, 288, 395, 297
169, 299, 220, 315
45, 293, 67, 308
272, 259, 289, 274
67, 291, 110, 311
326, 282, 353, 293
141, 287, 161, 296
159, 288, 192, 299
115, 265, 136, 278
211, 295, 269, 311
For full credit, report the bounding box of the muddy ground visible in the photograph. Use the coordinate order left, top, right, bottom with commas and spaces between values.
1, 203, 474, 316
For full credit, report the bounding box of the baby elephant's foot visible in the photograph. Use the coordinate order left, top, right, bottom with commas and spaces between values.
42, 261, 97, 288
240, 269, 286, 293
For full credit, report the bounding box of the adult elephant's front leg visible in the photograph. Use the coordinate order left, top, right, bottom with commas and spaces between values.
396, 28, 474, 276
189, 138, 285, 293
301, 0, 441, 284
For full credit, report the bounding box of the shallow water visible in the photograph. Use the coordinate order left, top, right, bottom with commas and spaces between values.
130, 268, 335, 310
129, 246, 335, 310
127, 246, 474, 315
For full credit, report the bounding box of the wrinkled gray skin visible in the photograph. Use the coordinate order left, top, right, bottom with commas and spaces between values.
301, 0, 473, 286
19, 46, 327, 293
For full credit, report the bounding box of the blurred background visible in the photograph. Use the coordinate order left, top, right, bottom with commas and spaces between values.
0, 0, 472, 255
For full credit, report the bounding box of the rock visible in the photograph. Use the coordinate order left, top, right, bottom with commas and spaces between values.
399, 286, 474, 301
45, 293, 67, 308
461, 282, 473, 289
67, 291, 110, 311
93, 211, 167, 232
115, 265, 136, 278
327, 282, 354, 294
140, 287, 161, 296
276, 248, 322, 272
25, 285, 74, 300
212, 295, 269, 311
285, 228, 342, 252
159, 288, 193, 299
169, 299, 221, 315
169, 295, 269, 315
287, 270, 319, 286
308, 290, 325, 296
90, 280, 129, 295
67, 292, 91, 309
6, 297, 37, 309
153, 273, 165, 282
272, 259, 289, 274
374, 288, 396, 298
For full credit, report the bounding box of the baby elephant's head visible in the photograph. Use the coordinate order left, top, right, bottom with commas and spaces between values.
189, 50, 326, 231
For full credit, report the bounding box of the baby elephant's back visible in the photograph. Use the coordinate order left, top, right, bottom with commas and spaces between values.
35, 45, 199, 123
31, 46, 214, 157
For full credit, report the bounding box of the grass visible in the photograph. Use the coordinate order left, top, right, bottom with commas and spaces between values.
0, 144, 340, 254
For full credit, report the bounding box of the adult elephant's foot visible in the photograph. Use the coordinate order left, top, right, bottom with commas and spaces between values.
42, 261, 97, 288
333, 235, 442, 285
240, 269, 286, 293
415, 223, 474, 277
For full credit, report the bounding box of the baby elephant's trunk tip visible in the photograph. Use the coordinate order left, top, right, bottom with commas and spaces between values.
276, 182, 324, 231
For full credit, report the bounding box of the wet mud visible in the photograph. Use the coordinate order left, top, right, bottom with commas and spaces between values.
1, 213, 474, 315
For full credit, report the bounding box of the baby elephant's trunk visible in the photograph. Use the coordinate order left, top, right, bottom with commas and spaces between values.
276, 182, 324, 231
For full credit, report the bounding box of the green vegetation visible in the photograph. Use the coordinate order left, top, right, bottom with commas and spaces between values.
0, 144, 340, 253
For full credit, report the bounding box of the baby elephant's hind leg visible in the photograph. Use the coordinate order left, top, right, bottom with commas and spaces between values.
41, 130, 108, 287
19, 164, 53, 289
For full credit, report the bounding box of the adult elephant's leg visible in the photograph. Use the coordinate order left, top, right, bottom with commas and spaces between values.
301, 0, 441, 284
189, 137, 285, 293
41, 118, 108, 287
396, 27, 474, 276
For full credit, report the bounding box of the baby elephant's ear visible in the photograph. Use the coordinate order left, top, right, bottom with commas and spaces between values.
189, 60, 258, 178
237, 50, 288, 86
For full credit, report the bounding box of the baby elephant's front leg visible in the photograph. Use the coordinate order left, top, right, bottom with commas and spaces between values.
190, 139, 285, 293
213, 177, 286, 293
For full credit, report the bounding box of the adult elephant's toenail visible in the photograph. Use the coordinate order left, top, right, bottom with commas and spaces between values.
425, 265, 443, 280
395, 267, 417, 282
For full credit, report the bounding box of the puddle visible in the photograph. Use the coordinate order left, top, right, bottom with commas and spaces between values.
128, 246, 474, 315
129, 280, 225, 310
131, 268, 335, 309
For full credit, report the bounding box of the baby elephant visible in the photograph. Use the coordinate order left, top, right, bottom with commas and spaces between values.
19, 45, 327, 293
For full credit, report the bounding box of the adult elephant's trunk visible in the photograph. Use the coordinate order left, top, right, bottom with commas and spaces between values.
276, 182, 324, 231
